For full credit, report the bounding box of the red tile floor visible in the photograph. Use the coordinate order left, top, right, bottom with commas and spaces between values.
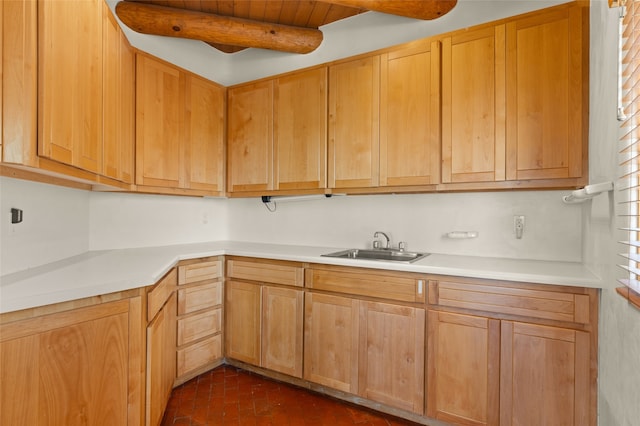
162, 365, 422, 426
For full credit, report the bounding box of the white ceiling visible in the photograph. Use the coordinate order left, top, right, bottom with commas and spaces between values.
105, 0, 568, 86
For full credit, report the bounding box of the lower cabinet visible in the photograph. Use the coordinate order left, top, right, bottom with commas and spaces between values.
176, 258, 224, 383
0, 294, 144, 426
146, 270, 178, 426
426, 310, 500, 425
500, 321, 591, 426
225, 257, 305, 378
427, 277, 598, 426
303, 292, 360, 393
303, 291, 425, 415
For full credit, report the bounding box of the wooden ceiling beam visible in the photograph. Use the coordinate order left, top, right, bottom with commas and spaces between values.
317, 0, 457, 20
115, 1, 324, 54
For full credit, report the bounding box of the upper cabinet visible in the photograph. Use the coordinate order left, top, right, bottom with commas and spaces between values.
227, 80, 273, 193
227, 67, 327, 195
103, 4, 135, 184
328, 57, 380, 189
136, 54, 225, 195
1, 0, 38, 167
441, 26, 506, 184
38, 0, 104, 174
380, 40, 441, 187
2, 1, 587, 198
505, 4, 586, 183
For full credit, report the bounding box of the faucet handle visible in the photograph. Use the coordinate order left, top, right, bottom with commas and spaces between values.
398, 241, 406, 251
373, 240, 380, 249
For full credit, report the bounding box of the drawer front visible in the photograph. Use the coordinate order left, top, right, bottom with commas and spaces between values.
178, 260, 222, 285
227, 259, 304, 287
177, 308, 222, 346
147, 268, 178, 321
428, 280, 591, 324
178, 282, 222, 315
306, 267, 425, 303
177, 334, 222, 377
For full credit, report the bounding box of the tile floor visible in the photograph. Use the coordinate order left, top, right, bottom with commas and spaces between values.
162, 365, 422, 426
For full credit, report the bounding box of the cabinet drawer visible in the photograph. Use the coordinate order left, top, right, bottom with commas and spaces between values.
428, 279, 592, 324
177, 334, 222, 377
306, 266, 426, 303
178, 260, 222, 285
177, 308, 222, 346
178, 282, 222, 315
147, 268, 178, 321
227, 258, 304, 287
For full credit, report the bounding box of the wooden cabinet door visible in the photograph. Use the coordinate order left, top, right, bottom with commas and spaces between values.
359, 301, 425, 414
426, 310, 500, 426
39, 0, 103, 173
0, 298, 143, 426
227, 80, 273, 192
103, 5, 135, 184
380, 41, 440, 187
225, 280, 262, 366
184, 75, 225, 193
303, 292, 360, 393
1, 0, 38, 166
500, 321, 591, 426
275, 67, 327, 191
136, 54, 183, 188
505, 4, 586, 181
441, 26, 506, 184
147, 292, 177, 426
262, 286, 304, 378
328, 56, 380, 189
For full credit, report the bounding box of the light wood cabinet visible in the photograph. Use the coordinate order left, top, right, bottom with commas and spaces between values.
426, 310, 500, 425
380, 41, 441, 187
227, 67, 327, 195
328, 56, 380, 189
262, 285, 304, 377
225, 279, 262, 365
0, 294, 144, 426
136, 54, 225, 194
1, 0, 38, 167
441, 25, 506, 184
146, 269, 178, 426
136, 55, 183, 189
505, 4, 587, 183
500, 321, 591, 426
227, 80, 273, 193
38, 0, 103, 173
185, 75, 226, 193
225, 258, 305, 377
176, 258, 224, 383
427, 277, 598, 426
146, 292, 177, 426
304, 265, 426, 414
304, 292, 360, 393
103, 5, 135, 184
359, 301, 425, 414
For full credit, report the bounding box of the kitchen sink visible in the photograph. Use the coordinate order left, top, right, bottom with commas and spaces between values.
321, 248, 429, 263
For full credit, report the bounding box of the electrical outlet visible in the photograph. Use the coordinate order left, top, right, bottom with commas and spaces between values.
514, 215, 525, 239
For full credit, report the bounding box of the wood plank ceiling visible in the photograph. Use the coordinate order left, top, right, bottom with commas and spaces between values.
116, 0, 457, 54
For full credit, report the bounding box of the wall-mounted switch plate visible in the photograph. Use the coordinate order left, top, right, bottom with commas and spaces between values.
11, 208, 23, 224
514, 215, 525, 239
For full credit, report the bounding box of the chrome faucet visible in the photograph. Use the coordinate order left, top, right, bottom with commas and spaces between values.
373, 231, 391, 249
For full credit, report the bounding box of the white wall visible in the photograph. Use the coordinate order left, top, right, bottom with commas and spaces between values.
88, 192, 229, 250
227, 191, 582, 262
0, 177, 90, 275
587, 3, 640, 425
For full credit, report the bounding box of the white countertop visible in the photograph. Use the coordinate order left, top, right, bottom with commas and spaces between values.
0, 241, 602, 314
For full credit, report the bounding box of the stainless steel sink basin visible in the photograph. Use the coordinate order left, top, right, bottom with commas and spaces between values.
321, 248, 429, 263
